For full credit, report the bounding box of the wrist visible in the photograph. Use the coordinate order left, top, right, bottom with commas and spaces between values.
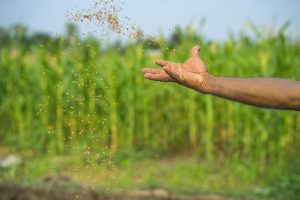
199, 74, 215, 94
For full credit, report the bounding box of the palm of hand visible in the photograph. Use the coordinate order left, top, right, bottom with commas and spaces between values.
182, 55, 208, 77
143, 45, 209, 91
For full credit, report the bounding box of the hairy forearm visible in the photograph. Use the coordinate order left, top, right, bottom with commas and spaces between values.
201, 76, 300, 111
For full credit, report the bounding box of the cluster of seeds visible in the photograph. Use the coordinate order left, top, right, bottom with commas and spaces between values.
67, 0, 144, 39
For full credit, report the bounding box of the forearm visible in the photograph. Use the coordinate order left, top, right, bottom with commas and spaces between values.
201, 76, 300, 111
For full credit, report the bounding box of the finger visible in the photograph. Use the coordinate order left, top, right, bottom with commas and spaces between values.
143, 67, 173, 81
155, 60, 175, 67
191, 45, 201, 58
143, 73, 173, 82
142, 68, 164, 74
163, 65, 184, 83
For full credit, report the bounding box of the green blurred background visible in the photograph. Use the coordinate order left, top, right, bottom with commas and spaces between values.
0, 21, 300, 199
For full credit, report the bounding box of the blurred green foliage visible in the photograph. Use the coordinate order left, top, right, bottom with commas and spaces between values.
0, 22, 300, 199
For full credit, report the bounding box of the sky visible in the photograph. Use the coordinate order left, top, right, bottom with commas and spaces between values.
0, 0, 299, 41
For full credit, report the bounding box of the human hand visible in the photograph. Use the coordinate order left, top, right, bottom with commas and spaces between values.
143, 45, 210, 92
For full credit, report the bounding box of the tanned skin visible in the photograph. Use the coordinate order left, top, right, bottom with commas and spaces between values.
143, 45, 300, 111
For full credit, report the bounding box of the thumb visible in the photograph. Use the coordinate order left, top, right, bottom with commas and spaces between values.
191, 45, 201, 58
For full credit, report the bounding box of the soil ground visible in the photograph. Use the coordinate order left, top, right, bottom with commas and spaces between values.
0, 180, 234, 200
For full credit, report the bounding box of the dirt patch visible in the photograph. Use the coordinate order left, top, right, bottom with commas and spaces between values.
0, 183, 234, 200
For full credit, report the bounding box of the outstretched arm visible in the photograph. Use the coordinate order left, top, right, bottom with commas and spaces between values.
202, 76, 300, 110
143, 45, 300, 111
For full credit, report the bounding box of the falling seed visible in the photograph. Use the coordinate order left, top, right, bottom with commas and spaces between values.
67, 0, 145, 39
